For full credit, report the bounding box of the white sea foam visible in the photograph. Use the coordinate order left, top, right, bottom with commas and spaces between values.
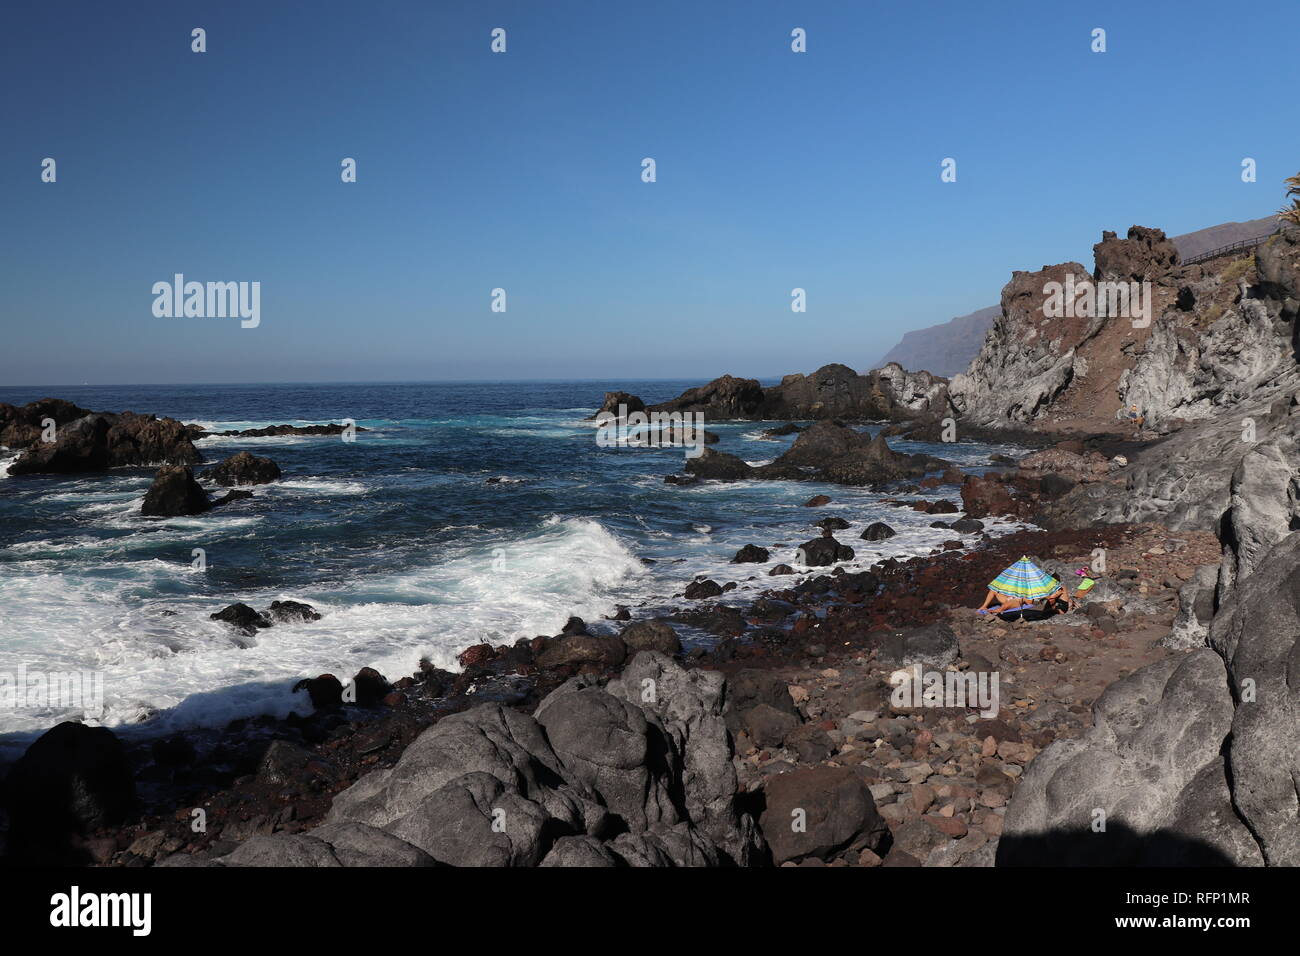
271, 478, 368, 496
0, 515, 647, 751
195, 434, 314, 447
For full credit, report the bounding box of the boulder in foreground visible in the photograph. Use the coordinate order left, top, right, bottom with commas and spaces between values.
180, 652, 766, 867
759, 766, 888, 864
2, 722, 136, 863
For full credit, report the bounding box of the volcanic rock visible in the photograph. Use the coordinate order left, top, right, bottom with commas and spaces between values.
204, 451, 282, 486
860, 521, 897, 541
759, 766, 887, 864
795, 536, 854, 567
732, 544, 770, 563
210, 603, 273, 635
141, 465, 211, 516
2, 722, 136, 862
618, 619, 681, 656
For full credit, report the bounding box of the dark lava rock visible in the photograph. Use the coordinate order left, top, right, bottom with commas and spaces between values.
2, 722, 136, 862
560, 616, 589, 636
973, 719, 1022, 743
1093, 225, 1180, 282
742, 703, 800, 748
673, 603, 746, 637
875, 622, 960, 672
726, 669, 799, 731
216, 423, 363, 438
815, 517, 850, 531
210, 602, 273, 635
928, 499, 959, 514
257, 740, 317, 786
768, 564, 795, 576
618, 620, 681, 655
141, 465, 211, 516
684, 448, 753, 481
684, 579, 724, 600
294, 674, 345, 711
795, 536, 855, 567
6, 407, 200, 476
204, 450, 282, 486
949, 518, 985, 533
351, 667, 392, 707
586, 391, 646, 420
772, 422, 939, 486
648, 374, 767, 418
151, 735, 197, 768
267, 600, 322, 623
960, 473, 1025, 520
860, 522, 896, 541
0, 398, 93, 449
535, 634, 627, 670
760, 766, 887, 864
785, 723, 834, 763
803, 494, 832, 507
1039, 473, 1076, 498
732, 544, 770, 564
211, 488, 254, 508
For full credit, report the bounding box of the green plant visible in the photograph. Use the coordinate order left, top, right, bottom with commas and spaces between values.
1281, 172, 1300, 226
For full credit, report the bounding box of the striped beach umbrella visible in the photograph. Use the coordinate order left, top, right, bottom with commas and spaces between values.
987, 556, 1059, 601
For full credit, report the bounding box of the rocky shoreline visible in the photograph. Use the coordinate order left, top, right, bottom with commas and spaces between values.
0, 422, 1220, 868
4, 221, 1298, 867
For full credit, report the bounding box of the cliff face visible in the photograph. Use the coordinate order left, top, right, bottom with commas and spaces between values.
948, 225, 1295, 434
878, 216, 1281, 378
1032, 226, 1300, 533
947, 261, 1102, 428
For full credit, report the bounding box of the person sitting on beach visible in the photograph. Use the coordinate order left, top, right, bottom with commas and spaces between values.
1043, 573, 1073, 613
975, 589, 1034, 615
993, 580, 1073, 622
977, 556, 1079, 618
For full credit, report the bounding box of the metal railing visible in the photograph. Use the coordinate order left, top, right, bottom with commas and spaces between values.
1180, 230, 1277, 265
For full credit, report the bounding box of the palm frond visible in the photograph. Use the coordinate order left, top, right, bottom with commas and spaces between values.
1280, 172, 1300, 225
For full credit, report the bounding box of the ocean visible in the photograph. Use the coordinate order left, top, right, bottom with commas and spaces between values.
0, 381, 1020, 755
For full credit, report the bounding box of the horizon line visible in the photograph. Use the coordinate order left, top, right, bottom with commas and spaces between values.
0, 374, 806, 391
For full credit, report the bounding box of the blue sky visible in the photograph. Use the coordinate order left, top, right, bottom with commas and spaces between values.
2, 0, 1297, 386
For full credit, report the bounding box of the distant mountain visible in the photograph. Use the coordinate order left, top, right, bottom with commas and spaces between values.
1167, 214, 1280, 260
877, 305, 999, 378
877, 215, 1280, 377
